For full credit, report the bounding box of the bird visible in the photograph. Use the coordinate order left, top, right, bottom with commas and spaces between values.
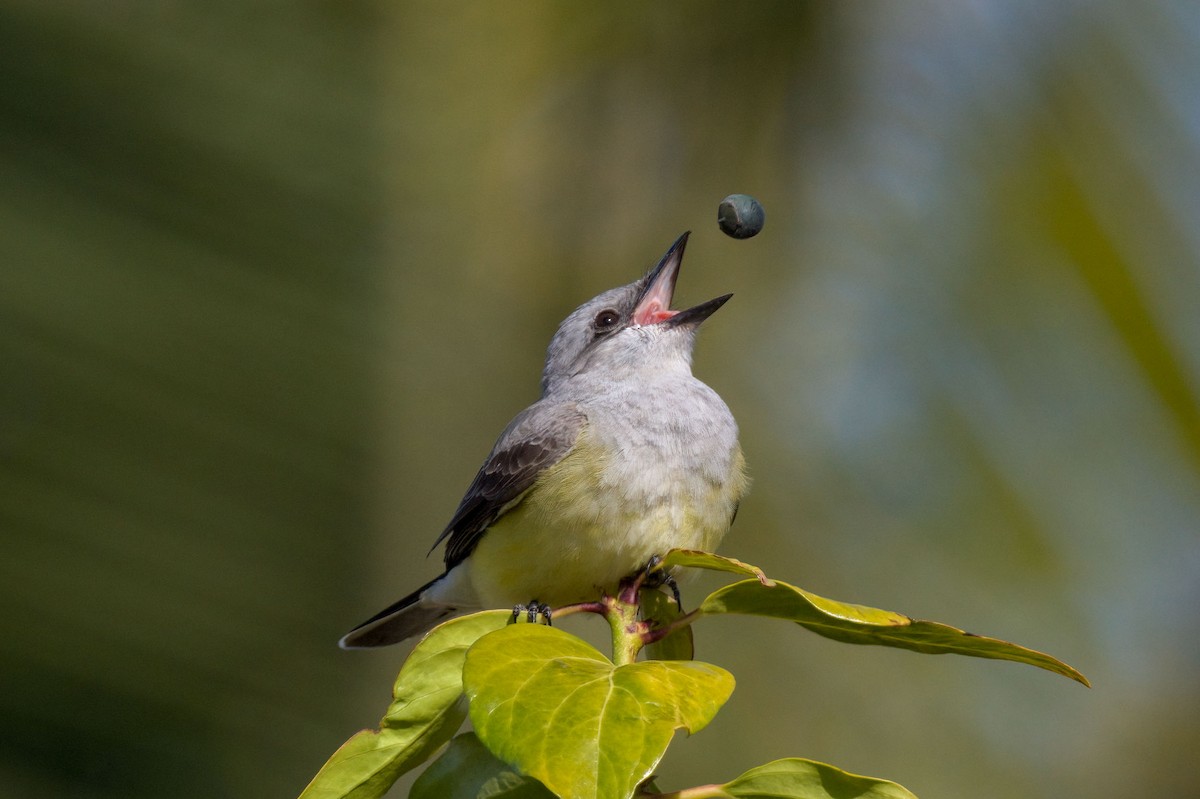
340, 232, 747, 648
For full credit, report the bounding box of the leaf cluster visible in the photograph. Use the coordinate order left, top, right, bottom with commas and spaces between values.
300, 551, 1087, 799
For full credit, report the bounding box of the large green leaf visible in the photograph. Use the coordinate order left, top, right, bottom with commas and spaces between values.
410, 733, 555, 799
700, 579, 1090, 686
463, 624, 734, 799
299, 611, 512, 799
722, 758, 918, 799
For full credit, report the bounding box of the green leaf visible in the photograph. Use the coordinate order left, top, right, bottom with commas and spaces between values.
463, 624, 734, 799
700, 579, 1090, 686
299, 611, 512, 799
410, 733, 556, 799
722, 757, 918, 799
641, 588, 694, 661
658, 549, 775, 585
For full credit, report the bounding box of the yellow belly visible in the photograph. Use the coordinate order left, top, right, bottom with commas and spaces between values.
465, 432, 747, 609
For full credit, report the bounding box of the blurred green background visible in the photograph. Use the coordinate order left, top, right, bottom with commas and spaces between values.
3, 2, 1198, 798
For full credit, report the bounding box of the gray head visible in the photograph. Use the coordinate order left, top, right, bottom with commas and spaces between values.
540, 232, 732, 395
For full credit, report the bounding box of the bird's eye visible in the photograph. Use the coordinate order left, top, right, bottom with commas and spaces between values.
593, 309, 620, 331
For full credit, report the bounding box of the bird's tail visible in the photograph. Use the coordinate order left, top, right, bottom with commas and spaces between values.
338, 574, 460, 649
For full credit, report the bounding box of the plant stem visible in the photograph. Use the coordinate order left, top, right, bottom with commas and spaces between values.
638, 784, 733, 799
607, 593, 644, 666
549, 600, 608, 620
551, 566, 705, 665
642, 607, 703, 646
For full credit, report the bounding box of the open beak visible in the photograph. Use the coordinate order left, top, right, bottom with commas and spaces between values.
632, 231, 732, 328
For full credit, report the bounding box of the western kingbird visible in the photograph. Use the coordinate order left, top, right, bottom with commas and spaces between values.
340, 232, 747, 648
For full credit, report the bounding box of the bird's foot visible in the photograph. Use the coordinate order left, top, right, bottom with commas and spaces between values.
628, 555, 684, 611
511, 600, 553, 626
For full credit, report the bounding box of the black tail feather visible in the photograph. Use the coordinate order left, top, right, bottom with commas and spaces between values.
338, 574, 457, 649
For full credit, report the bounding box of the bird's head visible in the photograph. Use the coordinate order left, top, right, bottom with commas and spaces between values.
540, 232, 732, 395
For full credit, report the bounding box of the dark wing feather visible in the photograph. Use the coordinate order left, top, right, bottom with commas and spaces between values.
433, 401, 585, 569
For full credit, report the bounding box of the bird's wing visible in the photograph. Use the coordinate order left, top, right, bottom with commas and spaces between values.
434, 400, 586, 569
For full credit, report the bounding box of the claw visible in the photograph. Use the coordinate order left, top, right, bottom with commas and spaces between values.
641, 556, 684, 612
662, 573, 683, 610
512, 600, 553, 626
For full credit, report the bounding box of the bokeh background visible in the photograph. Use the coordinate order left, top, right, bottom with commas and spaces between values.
4, 2, 1199, 797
